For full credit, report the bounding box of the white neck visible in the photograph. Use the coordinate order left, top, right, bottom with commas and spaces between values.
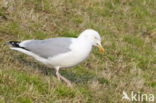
78, 35, 94, 46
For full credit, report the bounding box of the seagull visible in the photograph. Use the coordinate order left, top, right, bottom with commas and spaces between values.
8, 29, 104, 87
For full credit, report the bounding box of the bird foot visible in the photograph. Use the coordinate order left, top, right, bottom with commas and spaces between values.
58, 73, 72, 87
55, 68, 73, 87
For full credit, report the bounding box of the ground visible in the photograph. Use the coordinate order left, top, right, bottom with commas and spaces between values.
0, 0, 156, 103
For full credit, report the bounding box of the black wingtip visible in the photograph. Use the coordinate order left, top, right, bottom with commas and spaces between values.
8, 41, 20, 47
8, 41, 30, 51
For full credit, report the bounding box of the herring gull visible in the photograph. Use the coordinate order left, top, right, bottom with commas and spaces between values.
8, 29, 104, 87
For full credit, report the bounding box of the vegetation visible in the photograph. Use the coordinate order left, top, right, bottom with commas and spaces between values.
0, 0, 156, 102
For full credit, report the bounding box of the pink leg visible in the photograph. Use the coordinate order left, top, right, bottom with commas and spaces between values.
56, 67, 61, 81
59, 74, 72, 87
55, 67, 72, 87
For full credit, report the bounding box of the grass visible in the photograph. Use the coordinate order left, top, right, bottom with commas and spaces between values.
0, 0, 156, 102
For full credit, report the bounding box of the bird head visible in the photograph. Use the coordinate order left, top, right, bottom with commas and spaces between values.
78, 29, 104, 52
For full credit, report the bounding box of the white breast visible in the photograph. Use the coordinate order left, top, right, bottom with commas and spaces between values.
47, 38, 92, 68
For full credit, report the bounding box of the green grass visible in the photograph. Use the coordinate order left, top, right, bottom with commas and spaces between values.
0, 0, 156, 102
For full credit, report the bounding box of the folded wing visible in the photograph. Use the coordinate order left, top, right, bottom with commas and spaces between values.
19, 37, 72, 58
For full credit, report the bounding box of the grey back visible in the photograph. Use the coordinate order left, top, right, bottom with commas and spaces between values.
21, 37, 72, 58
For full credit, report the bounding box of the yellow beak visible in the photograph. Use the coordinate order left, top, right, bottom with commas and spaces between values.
97, 44, 104, 52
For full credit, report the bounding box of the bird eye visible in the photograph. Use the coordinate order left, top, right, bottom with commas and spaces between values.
94, 37, 98, 40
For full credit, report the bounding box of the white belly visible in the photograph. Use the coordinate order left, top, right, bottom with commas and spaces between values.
48, 48, 91, 67
47, 40, 92, 68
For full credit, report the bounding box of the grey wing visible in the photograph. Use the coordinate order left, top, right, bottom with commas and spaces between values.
19, 37, 72, 58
